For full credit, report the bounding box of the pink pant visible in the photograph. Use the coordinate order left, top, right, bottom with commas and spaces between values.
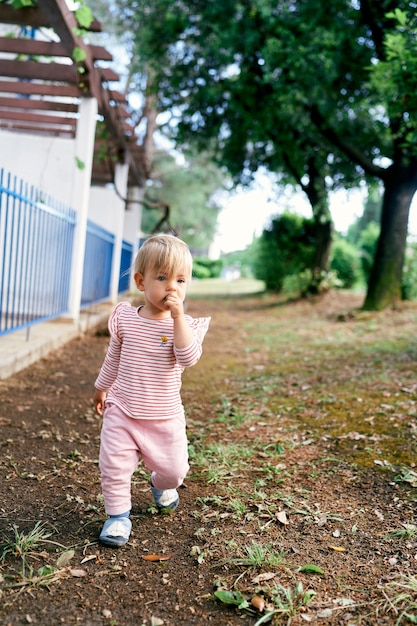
99, 403, 190, 515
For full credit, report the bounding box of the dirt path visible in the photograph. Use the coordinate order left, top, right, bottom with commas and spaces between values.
1, 292, 417, 626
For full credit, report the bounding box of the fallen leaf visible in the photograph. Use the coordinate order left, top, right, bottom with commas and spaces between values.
142, 554, 173, 562
399, 471, 417, 487
80, 555, 97, 564
0, 418, 11, 426
214, 589, 248, 608
316, 514, 327, 527
329, 545, 345, 552
333, 597, 355, 606
56, 550, 75, 568
276, 510, 289, 525
69, 568, 87, 577
402, 523, 417, 532
251, 595, 265, 612
151, 617, 164, 626
298, 564, 324, 575
251, 572, 276, 584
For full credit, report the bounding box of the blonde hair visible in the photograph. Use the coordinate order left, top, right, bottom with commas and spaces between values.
134, 234, 193, 280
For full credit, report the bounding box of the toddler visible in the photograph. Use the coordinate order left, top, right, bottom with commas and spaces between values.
93, 234, 210, 547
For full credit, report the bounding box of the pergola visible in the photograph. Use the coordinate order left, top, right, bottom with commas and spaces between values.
0, 0, 145, 188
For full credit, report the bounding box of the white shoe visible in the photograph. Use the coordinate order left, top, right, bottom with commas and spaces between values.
150, 482, 179, 510
99, 517, 131, 547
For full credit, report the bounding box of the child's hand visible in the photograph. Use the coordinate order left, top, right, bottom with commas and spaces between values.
93, 389, 107, 416
164, 293, 184, 318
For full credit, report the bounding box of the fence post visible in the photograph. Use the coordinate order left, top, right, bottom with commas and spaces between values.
67, 97, 98, 322
125, 185, 144, 292
109, 161, 129, 303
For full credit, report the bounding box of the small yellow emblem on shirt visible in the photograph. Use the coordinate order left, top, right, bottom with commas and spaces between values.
160, 336, 169, 346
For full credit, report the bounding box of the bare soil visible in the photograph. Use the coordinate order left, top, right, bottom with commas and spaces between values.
1, 291, 417, 626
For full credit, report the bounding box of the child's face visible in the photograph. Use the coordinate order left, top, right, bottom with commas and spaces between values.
134, 267, 189, 314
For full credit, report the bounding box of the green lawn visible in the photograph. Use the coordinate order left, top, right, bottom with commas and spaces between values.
188, 277, 265, 297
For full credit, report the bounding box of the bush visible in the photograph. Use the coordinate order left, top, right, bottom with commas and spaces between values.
330, 239, 362, 288
282, 269, 342, 298
402, 240, 417, 300
358, 222, 380, 282
252, 212, 316, 291
193, 257, 223, 279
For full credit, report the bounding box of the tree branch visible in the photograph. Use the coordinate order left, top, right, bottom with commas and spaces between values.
308, 104, 387, 180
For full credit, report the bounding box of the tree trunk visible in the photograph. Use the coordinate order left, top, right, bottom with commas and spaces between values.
363, 162, 417, 310
304, 162, 333, 292
312, 217, 333, 273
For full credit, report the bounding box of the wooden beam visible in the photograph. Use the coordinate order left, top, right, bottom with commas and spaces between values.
89, 45, 113, 62
0, 38, 112, 62
0, 80, 80, 98
0, 108, 77, 127
0, 1, 144, 186
122, 121, 135, 134
0, 5, 102, 32
0, 80, 127, 106
115, 106, 130, 119
0, 96, 78, 113
39, 0, 102, 100
0, 6, 49, 29
0, 38, 69, 58
0, 59, 78, 84
0, 120, 75, 137
107, 90, 127, 104
99, 67, 120, 83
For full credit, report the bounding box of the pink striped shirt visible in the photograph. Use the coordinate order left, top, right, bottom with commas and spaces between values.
94, 302, 210, 419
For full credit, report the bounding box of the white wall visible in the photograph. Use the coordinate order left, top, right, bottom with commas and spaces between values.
89, 185, 125, 233
0, 127, 143, 317
0, 130, 77, 203
0, 129, 140, 245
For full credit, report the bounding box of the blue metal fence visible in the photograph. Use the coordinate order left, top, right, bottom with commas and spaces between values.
118, 240, 133, 293
81, 220, 115, 307
0, 169, 76, 336
0, 169, 134, 337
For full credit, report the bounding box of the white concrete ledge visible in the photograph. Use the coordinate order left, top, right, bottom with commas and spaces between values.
0, 303, 113, 380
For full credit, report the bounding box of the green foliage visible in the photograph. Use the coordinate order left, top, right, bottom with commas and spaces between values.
221, 247, 258, 279
141, 150, 225, 251
252, 212, 316, 292
75, 4, 94, 30
282, 269, 341, 298
358, 222, 380, 283
214, 589, 249, 609
75, 156, 86, 171
402, 241, 417, 301
93, 0, 417, 309
347, 187, 382, 245
281, 270, 313, 298
7, 0, 36, 7
192, 257, 223, 280
330, 238, 362, 289
72, 47, 87, 64
369, 8, 417, 155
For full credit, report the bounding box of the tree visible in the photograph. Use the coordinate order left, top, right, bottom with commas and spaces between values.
86, 0, 227, 250
252, 212, 317, 291
347, 187, 382, 245
141, 149, 224, 252
101, 0, 417, 309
